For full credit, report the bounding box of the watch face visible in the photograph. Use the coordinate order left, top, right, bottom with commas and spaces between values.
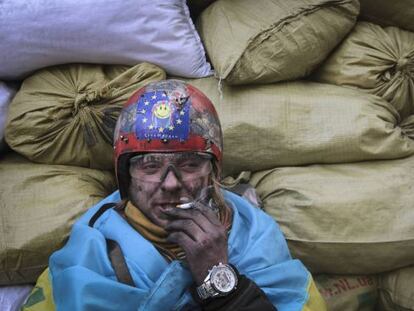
211, 265, 237, 293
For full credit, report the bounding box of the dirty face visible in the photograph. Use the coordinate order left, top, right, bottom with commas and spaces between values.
127, 152, 212, 228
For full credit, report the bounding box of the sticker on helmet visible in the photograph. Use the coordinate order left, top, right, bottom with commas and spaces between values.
114, 102, 137, 141
135, 90, 190, 140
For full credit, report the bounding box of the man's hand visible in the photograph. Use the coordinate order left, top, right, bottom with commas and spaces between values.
164, 203, 228, 285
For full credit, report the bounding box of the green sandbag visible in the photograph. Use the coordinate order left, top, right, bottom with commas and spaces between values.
184, 77, 414, 176
313, 22, 414, 119
197, 0, 359, 85
5, 63, 166, 170
315, 275, 378, 311
249, 155, 414, 275
0, 153, 116, 285
377, 266, 414, 311
359, 0, 414, 32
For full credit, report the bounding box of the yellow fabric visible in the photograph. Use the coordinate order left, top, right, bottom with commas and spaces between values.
21, 268, 55, 311
125, 201, 185, 260
302, 277, 328, 311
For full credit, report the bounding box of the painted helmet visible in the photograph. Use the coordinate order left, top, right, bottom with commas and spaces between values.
114, 79, 223, 198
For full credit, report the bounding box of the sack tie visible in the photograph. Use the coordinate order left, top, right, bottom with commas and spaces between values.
72, 88, 109, 116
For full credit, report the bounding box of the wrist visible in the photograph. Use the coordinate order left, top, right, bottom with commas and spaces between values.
194, 259, 229, 285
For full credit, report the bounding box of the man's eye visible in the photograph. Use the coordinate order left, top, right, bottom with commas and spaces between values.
141, 163, 162, 171
179, 161, 201, 169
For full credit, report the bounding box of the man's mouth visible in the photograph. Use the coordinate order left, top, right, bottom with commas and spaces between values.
158, 202, 181, 209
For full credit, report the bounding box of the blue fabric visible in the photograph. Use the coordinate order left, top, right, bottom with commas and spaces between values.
49, 190, 312, 311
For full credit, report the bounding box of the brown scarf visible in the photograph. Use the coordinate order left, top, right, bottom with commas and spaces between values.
124, 200, 232, 261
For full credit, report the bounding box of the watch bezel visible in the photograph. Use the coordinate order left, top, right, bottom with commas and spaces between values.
209, 264, 238, 294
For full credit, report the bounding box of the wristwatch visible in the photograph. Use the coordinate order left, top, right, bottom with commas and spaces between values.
196, 263, 238, 300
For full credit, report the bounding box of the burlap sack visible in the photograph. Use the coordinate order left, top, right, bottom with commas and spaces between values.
197, 0, 359, 85
315, 275, 378, 311
249, 155, 414, 274
314, 22, 414, 119
0, 153, 116, 285
184, 77, 414, 176
5, 63, 165, 170
378, 266, 414, 311
359, 0, 414, 32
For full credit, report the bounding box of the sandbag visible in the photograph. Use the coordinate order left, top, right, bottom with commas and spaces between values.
197, 0, 359, 85
378, 266, 414, 311
249, 155, 414, 274
0, 0, 211, 80
0, 153, 116, 285
184, 77, 414, 176
5, 63, 165, 170
313, 22, 414, 119
315, 275, 378, 311
359, 0, 414, 32
0, 82, 16, 152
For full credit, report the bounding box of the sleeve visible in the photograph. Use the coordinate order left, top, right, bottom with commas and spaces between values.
192, 267, 276, 311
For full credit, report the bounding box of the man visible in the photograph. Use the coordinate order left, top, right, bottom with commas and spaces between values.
26, 80, 326, 310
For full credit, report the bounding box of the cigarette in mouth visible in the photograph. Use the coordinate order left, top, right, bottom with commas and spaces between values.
176, 197, 195, 209
176, 202, 195, 209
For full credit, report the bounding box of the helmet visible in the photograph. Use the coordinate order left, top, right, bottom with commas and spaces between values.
114, 79, 223, 198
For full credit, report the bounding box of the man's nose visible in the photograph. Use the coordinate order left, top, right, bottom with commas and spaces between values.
160, 168, 182, 191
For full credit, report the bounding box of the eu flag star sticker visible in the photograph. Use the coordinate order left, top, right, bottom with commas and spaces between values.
135, 91, 190, 140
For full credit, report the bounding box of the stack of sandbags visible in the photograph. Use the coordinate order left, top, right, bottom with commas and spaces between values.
313, 21, 414, 119
0, 82, 16, 152
247, 155, 414, 275
377, 266, 414, 310
0, 153, 116, 284
191, 1, 414, 309
307, 17, 414, 309
0, 0, 212, 80
185, 77, 414, 176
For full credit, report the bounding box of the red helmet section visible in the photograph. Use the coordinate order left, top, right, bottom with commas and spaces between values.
113, 79, 223, 198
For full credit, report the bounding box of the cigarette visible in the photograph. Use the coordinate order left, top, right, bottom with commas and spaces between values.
176, 202, 195, 209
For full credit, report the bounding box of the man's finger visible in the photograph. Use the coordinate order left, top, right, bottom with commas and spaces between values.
164, 206, 224, 235
165, 218, 205, 240
166, 231, 195, 252
192, 202, 222, 226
